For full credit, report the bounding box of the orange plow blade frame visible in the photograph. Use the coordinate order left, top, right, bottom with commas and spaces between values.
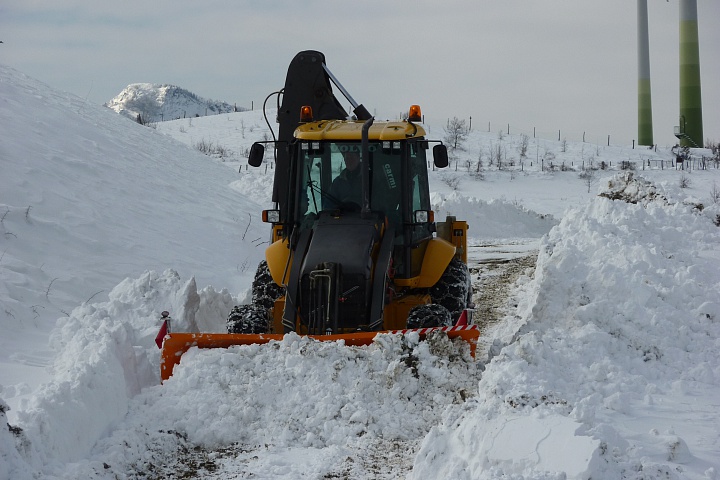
160, 325, 479, 382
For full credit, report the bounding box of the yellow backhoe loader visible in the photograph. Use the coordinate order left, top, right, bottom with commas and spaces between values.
159, 51, 478, 381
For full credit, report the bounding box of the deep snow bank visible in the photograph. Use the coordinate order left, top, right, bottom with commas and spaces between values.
6, 267, 480, 478
68, 333, 479, 478
11, 270, 234, 470
430, 192, 557, 241
1, 398, 34, 480
412, 173, 720, 479
0, 63, 267, 430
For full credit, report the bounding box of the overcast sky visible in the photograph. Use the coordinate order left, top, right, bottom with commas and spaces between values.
1, 1, 718, 146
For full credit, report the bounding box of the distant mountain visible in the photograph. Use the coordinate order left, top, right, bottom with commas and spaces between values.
105, 83, 242, 123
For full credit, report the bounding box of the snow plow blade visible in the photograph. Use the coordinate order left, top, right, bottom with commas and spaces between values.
160, 325, 479, 382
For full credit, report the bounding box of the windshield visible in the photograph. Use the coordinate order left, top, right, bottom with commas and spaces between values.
293, 140, 431, 243
297, 141, 400, 213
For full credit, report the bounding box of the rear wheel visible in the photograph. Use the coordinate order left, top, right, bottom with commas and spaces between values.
429, 257, 471, 322
407, 304, 452, 329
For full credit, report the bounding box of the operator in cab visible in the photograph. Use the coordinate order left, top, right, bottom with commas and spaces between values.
326, 150, 362, 209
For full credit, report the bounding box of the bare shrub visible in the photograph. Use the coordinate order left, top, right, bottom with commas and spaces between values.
710, 182, 720, 204
519, 134, 529, 158
474, 152, 485, 180
194, 139, 232, 159
492, 143, 503, 169
440, 174, 461, 190
679, 174, 691, 189
578, 168, 597, 193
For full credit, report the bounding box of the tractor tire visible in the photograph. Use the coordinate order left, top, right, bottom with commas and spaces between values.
251, 260, 284, 310
406, 304, 452, 329
227, 304, 269, 334
429, 257, 471, 322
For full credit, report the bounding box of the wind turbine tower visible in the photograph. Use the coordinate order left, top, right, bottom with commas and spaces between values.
637, 0, 653, 145
676, 0, 703, 147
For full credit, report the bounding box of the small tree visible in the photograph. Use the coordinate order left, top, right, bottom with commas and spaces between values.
710, 181, 720, 204
444, 117, 469, 150
578, 168, 597, 193
519, 134, 529, 159
474, 151, 485, 180
496, 144, 505, 170
710, 141, 720, 168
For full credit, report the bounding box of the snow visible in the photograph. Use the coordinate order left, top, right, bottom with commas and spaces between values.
413, 174, 720, 479
1, 63, 719, 479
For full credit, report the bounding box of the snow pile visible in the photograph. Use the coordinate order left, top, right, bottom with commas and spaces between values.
0, 399, 34, 480
0, 65, 266, 329
0, 63, 267, 421
412, 173, 720, 479
7, 265, 479, 478
105, 83, 238, 123
160, 332, 477, 445
70, 333, 479, 477
598, 171, 668, 205
431, 191, 557, 241
14, 271, 232, 466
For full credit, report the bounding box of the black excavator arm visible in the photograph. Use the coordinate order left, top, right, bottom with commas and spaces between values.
272, 51, 371, 224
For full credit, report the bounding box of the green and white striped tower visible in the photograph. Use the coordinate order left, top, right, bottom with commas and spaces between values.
638, 0, 653, 146
677, 0, 703, 147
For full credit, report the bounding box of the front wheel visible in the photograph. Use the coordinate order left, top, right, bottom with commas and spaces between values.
406, 304, 452, 329
227, 304, 269, 334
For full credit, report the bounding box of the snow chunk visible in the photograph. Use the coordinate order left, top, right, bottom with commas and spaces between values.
598, 171, 668, 205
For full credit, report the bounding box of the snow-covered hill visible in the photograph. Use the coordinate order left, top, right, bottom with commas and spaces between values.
2, 64, 720, 479
105, 83, 240, 123
0, 64, 267, 426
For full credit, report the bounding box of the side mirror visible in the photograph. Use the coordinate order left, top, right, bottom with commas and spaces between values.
248, 143, 265, 167
433, 144, 449, 168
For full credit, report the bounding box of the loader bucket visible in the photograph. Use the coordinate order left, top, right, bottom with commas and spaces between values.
159, 325, 479, 382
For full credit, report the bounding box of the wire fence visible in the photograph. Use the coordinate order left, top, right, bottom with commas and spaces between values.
456, 118, 715, 150
440, 155, 720, 174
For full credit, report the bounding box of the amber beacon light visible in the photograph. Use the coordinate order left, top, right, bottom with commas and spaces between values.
408, 105, 422, 122
300, 105, 313, 122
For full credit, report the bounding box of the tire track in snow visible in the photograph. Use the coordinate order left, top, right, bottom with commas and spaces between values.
468, 241, 539, 359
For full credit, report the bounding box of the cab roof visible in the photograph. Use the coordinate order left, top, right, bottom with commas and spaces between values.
294, 119, 427, 142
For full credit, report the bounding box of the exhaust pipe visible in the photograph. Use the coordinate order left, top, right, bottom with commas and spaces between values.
361, 117, 374, 217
